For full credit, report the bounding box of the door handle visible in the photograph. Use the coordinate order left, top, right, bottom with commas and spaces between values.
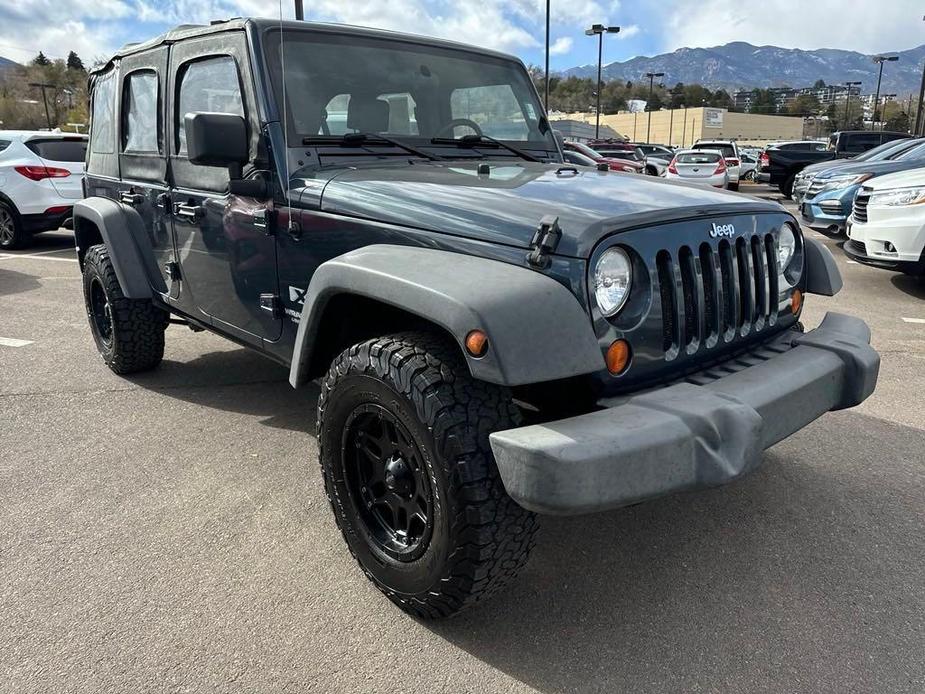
174, 201, 205, 221
119, 190, 144, 206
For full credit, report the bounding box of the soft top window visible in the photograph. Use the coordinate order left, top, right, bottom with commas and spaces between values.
176, 55, 244, 154
90, 70, 116, 155
123, 70, 160, 154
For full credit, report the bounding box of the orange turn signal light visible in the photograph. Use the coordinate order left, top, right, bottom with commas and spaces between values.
465, 330, 489, 358
606, 339, 631, 375
790, 289, 803, 315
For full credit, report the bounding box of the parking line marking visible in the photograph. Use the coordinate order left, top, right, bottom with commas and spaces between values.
846, 260, 858, 264
0, 253, 78, 263
901, 317, 925, 324
0, 336, 33, 347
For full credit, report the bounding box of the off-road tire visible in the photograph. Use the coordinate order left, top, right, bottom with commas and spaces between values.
317, 331, 538, 619
0, 201, 25, 250
82, 244, 168, 374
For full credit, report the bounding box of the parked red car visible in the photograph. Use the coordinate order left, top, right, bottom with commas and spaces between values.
561, 140, 641, 173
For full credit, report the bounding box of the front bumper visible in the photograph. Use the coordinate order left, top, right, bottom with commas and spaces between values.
490, 313, 879, 515
800, 191, 853, 232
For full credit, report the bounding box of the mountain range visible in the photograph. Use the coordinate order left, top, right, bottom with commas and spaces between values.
0, 56, 19, 71
563, 42, 925, 96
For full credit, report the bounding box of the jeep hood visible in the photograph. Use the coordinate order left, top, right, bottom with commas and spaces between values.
310, 161, 778, 257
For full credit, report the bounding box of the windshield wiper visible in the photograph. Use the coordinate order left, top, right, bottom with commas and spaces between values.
302, 132, 442, 161
430, 133, 541, 163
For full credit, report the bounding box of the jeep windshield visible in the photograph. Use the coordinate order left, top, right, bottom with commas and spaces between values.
264, 29, 557, 164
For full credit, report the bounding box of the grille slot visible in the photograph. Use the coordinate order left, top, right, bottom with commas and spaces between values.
656, 232, 778, 361
853, 191, 870, 223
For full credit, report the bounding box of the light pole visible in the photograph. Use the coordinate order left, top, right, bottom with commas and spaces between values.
294, 0, 303, 20
645, 71, 664, 143
681, 104, 687, 147
585, 24, 620, 138
844, 81, 862, 129
872, 55, 899, 129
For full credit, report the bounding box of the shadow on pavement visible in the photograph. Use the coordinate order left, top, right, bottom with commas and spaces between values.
891, 273, 925, 300
19, 231, 75, 253
127, 347, 319, 434
0, 267, 42, 297
428, 410, 925, 693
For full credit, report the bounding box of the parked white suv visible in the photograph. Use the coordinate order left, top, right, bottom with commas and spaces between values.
691, 140, 741, 190
844, 167, 925, 276
0, 131, 87, 249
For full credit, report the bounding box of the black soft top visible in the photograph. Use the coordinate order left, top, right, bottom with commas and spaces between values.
91, 17, 522, 75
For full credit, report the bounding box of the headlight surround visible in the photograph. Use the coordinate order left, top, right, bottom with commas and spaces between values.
868, 186, 925, 207
818, 172, 873, 193
593, 247, 633, 317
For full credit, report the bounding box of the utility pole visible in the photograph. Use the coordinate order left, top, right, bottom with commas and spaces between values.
844, 81, 862, 129
544, 0, 550, 112
917, 15, 925, 135
872, 55, 899, 129
645, 71, 664, 143
294, 0, 303, 20
668, 107, 674, 146
681, 105, 687, 147
585, 24, 620, 138
28, 82, 55, 129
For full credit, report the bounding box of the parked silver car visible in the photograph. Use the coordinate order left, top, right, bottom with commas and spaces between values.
665, 149, 729, 188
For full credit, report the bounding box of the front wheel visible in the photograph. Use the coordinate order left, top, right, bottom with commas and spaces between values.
728, 181, 740, 191
82, 244, 168, 374
317, 332, 538, 618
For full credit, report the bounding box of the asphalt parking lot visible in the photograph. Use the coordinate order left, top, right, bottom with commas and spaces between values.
1, 184, 924, 693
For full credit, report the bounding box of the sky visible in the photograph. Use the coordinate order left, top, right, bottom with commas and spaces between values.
0, 0, 923, 71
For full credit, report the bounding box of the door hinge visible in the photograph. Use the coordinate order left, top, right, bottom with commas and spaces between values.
259, 293, 282, 317
527, 214, 562, 268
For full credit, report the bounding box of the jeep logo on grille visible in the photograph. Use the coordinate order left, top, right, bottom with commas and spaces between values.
709, 222, 736, 238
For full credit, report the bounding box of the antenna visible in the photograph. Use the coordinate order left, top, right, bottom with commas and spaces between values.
278, 0, 293, 232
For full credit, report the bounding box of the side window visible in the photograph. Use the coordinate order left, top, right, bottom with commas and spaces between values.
844, 134, 880, 153
0, 140, 10, 153
90, 71, 116, 154
450, 84, 529, 140
123, 70, 160, 153
176, 56, 243, 154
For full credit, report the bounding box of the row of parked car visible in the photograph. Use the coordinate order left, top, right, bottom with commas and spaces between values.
558, 137, 759, 190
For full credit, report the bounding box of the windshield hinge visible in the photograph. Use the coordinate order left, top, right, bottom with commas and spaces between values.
527, 215, 562, 269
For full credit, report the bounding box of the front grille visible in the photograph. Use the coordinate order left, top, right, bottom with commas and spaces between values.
853, 191, 870, 223
805, 179, 826, 199
653, 232, 779, 360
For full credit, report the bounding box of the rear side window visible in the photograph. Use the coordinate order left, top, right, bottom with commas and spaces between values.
25, 138, 87, 162
176, 56, 243, 154
842, 133, 880, 153
90, 72, 116, 154
123, 70, 160, 153
0, 140, 10, 153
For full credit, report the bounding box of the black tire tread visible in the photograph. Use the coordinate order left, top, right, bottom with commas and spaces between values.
317, 331, 538, 618
83, 244, 167, 374
0, 201, 25, 250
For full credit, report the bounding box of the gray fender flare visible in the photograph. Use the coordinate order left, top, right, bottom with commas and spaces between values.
288, 245, 604, 387
73, 197, 167, 298
803, 237, 843, 296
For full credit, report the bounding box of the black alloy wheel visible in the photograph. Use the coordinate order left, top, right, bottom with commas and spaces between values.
342, 403, 434, 562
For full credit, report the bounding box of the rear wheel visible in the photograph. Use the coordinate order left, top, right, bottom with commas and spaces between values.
317, 331, 538, 618
0, 201, 25, 250
82, 244, 168, 374
780, 174, 796, 199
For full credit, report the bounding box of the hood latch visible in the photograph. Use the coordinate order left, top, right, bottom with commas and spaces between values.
527, 215, 562, 269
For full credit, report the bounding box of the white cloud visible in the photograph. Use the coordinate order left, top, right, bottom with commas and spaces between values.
653, 0, 923, 54
549, 37, 573, 55
617, 24, 639, 40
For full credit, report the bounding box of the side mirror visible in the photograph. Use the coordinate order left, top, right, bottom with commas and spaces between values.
185, 112, 248, 176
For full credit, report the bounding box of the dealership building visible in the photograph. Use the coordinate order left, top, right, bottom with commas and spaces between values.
551, 107, 804, 146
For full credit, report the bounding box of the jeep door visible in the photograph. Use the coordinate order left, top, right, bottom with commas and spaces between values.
116, 47, 177, 300
166, 34, 282, 343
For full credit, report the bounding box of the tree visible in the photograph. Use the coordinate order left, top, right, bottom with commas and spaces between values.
748, 89, 777, 114
66, 51, 85, 72
786, 93, 821, 116
882, 101, 910, 132
710, 89, 734, 110
32, 52, 51, 66
813, 79, 826, 89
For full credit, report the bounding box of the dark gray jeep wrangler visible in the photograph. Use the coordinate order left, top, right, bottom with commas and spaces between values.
75, 18, 879, 618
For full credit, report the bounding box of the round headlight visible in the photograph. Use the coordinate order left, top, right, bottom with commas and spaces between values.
593, 247, 633, 316
778, 224, 797, 269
